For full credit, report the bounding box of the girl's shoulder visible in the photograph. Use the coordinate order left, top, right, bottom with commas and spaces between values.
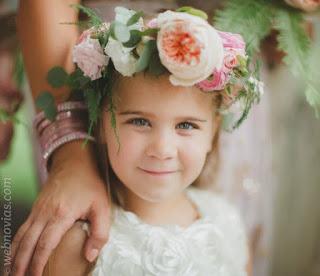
186, 186, 244, 225
186, 187, 249, 262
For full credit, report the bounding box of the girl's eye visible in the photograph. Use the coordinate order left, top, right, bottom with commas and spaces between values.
176, 122, 198, 130
127, 118, 151, 127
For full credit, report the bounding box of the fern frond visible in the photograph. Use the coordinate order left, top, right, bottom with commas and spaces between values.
274, 9, 310, 76
70, 4, 103, 27
214, 0, 274, 55
304, 22, 320, 118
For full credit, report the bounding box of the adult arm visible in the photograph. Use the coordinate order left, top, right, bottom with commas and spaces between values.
8, 1, 111, 276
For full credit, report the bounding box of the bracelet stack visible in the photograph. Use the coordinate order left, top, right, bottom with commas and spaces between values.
33, 101, 95, 171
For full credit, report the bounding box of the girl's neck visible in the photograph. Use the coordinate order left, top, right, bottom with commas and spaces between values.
119, 186, 200, 228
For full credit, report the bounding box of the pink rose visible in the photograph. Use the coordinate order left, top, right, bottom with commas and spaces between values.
196, 31, 246, 91
218, 31, 246, 56
146, 18, 158, 29
196, 69, 229, 91
72, 37, 109, 80
285, 0, 320, 11
77, 29, 93, 44
223, 50, 239, 70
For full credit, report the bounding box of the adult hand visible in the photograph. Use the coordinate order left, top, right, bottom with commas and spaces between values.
7, 141, 110, 276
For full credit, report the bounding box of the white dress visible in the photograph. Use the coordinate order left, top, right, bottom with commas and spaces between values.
85, 187, 249, 276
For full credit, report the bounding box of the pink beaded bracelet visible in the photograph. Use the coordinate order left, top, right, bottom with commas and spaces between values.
33, 101, 96, 172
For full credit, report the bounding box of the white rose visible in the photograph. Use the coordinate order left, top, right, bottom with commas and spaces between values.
141, 229, 195, 276
104, 38, 138, 76
156, 11, 224, 87
72, 37, 109, 80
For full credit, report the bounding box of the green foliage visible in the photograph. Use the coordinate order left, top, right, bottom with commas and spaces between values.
0, 108, 10, 122
110, 21, 131, 43
126, 11, 144, 26
47, 67, 68, 88
148, 51, 167, 76
70, 4, 102, 26
304, 22, 320, 118
66, 68, 91, 89
135, 40, 157, 72
97, 30, 110, 48
13, 50, 25, 89
274, 9, 310, 76
140, 28, 159, 37
35, 92, 57, 121
214, 0, 273, 55
123, 30, 142, 48
84, 87, 102, 136
176, 6, 208, 20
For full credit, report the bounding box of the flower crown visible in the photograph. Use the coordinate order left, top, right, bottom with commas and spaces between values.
36, 5, 264, 135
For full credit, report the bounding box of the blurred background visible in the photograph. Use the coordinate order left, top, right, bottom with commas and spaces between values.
0, 0, 320, 275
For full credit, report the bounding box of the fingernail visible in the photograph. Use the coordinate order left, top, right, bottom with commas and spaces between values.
87, 249, 99, 262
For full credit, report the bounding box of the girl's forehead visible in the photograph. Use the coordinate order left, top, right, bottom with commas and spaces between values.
114, 73, 214, 116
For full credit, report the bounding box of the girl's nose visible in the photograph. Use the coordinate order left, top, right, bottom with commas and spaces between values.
145, 130, 177, 160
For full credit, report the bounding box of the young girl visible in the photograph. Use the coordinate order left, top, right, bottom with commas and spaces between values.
37, 6, 261, 276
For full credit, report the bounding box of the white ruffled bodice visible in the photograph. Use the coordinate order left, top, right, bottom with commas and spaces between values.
88, 187, 249, 276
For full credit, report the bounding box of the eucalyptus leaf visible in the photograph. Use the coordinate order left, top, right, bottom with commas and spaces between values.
126, 11, 144, 26
123, 30, 142, 48
35, 92, 57, 121
66, 68, 90, 89
47, 67, 68, 88
148, 51, 167, 76
111, 21, 130, 43
36, 91, 54, 109
45, 104, 58, 121
135, 40, 157, 72
140, 28, 159, 37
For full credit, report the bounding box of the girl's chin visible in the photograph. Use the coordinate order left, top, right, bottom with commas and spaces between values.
132, 186, 180, 203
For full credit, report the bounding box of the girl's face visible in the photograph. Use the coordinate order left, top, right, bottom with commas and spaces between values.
103, 73, 217, 203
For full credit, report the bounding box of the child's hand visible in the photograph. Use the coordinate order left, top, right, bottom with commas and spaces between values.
8, 141, 110, 276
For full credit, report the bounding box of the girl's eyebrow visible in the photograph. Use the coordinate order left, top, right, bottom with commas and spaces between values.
118, 110, 208, 122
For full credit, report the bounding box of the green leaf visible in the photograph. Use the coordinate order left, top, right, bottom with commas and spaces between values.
110, 21, 131, 42
274, 9, 310, 77
0, 108, 10, 122
123, 30, 142, 48
148, 51, 167, 76
70, 4, 102, 26
45, 104, 58, 121
304, 22, 320, 118
214, 0, 273, 55
13, 50, 25, 89
84, 88, 101, 127
140, 28, 159, 37
126, 11, 144, 26
35, 91, 54, 109
135, 40, 157, 72
176, 6, 208, 20
98, 30, 110, 48
66, 68, 90, 89
35, 92, 57, 121
47, 67, 68, 88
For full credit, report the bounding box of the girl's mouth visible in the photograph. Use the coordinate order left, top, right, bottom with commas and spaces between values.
139, 168, 177, 175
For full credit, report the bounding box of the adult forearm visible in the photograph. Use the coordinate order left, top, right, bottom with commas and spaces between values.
16, 0, 80, 106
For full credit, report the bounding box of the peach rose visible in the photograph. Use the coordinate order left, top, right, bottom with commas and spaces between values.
156, 11, 224, 87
